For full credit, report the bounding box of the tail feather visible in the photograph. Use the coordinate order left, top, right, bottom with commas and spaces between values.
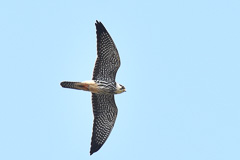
60, 81, 82, 90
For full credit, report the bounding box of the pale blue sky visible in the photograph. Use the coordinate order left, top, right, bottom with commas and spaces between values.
1, 0, 240, 160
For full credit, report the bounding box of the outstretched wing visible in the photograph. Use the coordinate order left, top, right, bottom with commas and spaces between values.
92, 21, 121, 82
90, 93, 118, 155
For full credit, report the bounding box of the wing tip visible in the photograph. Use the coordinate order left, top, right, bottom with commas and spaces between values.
95, 20, 101, 25
90, 151, 94, 155
95, 20, 107, 34
90, 144, 100, 155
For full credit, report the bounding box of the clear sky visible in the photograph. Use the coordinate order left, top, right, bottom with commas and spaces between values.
1, 0, 240, 160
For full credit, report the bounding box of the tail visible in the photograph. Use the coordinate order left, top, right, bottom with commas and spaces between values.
60, 81, 89, 91
60, 81, 76, 89
60, 81, 81, 89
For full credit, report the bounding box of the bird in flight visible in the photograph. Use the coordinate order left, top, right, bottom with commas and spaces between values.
60, 20, 126, 155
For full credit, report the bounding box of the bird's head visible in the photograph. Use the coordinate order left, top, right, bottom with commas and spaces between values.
115, 83, 126, 94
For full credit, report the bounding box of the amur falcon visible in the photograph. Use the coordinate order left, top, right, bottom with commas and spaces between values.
60, 20, 126, 155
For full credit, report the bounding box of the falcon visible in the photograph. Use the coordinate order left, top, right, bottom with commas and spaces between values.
60, 20, 126, 155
